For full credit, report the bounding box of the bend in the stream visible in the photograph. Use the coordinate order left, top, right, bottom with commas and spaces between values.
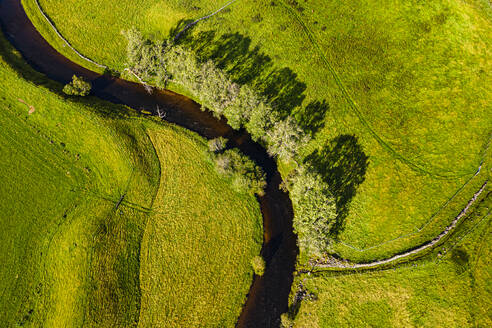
0, 0, 298, 326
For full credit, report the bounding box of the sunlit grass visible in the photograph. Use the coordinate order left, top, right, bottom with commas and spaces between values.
22, 0, 491, 261
0, 31, 261, 327
293, 195, 491, 327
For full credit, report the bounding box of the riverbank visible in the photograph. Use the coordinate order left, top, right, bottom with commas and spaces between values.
0, 0, 298, 326
21, 0, 491, 262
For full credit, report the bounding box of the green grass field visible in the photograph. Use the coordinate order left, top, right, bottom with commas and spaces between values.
23, 0, 491, 262
291, 193, 491, 327
0, 30, 262, 327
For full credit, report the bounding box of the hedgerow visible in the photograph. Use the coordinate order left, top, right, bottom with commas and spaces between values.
123, 29, 338, 259
123, 28, 308, 161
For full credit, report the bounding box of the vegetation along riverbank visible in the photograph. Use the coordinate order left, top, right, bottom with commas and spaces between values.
4, 0, 491, 326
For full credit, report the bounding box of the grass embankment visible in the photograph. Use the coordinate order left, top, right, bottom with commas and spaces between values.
291, 193, 491, 327
0, 31, 262, 326
23, 0, 491, 262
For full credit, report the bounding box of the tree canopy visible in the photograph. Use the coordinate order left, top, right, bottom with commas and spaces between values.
289, 168, 337, 257
63, 75, 91, 96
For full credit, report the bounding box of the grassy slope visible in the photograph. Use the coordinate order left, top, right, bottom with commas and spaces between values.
139, 128, 262, 327
292, 194, 491, 327
23, 0, 491, 261
0, 31, 261, 327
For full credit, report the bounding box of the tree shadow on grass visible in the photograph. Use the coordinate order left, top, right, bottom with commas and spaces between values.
169, 18, 198, 41
178, 30, 306, 118
294, 100, 330, 137
304, 135, 369, 237
177, 30, 331, 131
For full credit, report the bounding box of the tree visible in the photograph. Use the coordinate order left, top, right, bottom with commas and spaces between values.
280, 313, 294, 328
121, 30, 312, 160
251, 255, 266, 276
122, 28, 145, 68
245, 102, 277, 142
215, 149, 266, 195
208, 137, 228, 153
289, 168, 337, 257
265, 116, 309, 160
63, 75, 91, 96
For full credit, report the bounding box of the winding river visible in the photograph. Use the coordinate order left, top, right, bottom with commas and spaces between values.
0, 0, 298, 326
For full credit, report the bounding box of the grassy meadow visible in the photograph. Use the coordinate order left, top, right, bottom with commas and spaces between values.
0, 30, 262, 327
291, 192, 491, 327
23, 0, 491, 262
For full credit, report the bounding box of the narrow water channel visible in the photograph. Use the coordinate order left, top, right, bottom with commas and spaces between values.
0, 0, 298, 326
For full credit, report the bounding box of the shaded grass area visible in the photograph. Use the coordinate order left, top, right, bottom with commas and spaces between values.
0, 30, 262, 327
304, 134, 369, 238
22, 0, 491, 260
292, 193, 491, 327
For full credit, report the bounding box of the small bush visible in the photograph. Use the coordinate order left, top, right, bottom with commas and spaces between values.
251, 255, 265, 276
215, 149, 266, 195
63, 75, 91, 96
280, 313, 294, 328
208, 137, 228, 153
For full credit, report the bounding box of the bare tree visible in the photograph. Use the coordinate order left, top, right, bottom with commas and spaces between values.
156, 105, 166, 119
123, 68, 153, 94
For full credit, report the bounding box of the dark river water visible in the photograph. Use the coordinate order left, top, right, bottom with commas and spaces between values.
0, 0, 298, 326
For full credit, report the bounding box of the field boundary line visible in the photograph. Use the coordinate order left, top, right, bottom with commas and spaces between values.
314, 181, 488, 269
337, 169, 483, 252
277, 0, 477, 180
335, 136, 490, 253
32, 0, 107, 69
29, 0, 481, 179
435, 211, 490, 265
32, 0, 239, 69
142, 128, 162, 210
173, 0, 240, 42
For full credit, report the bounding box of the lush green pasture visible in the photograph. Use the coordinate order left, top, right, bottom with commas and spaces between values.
139, 128, 262, 327
0, 31, 261, 326
292, 194, 491, 327
23, 0, 491, 261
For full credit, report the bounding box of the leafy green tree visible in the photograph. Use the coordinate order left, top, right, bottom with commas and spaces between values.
122, 30, 310, 157
223, 85, 259, 130
122, 28, 145, 68
63, 75, 91, 96
251, 255, 266, 276
280, 313, 294, 328
122, 28, 170, 83
289, 168, 337, 257
246, 102, 278, 142
265, 117, 309, 160
215, 149, 266, 195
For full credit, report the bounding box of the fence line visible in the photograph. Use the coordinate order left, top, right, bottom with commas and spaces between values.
316, 181, 488, 269
173, 0, 240, 42
336, 136, 490, 253
33, 0, 107, 69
